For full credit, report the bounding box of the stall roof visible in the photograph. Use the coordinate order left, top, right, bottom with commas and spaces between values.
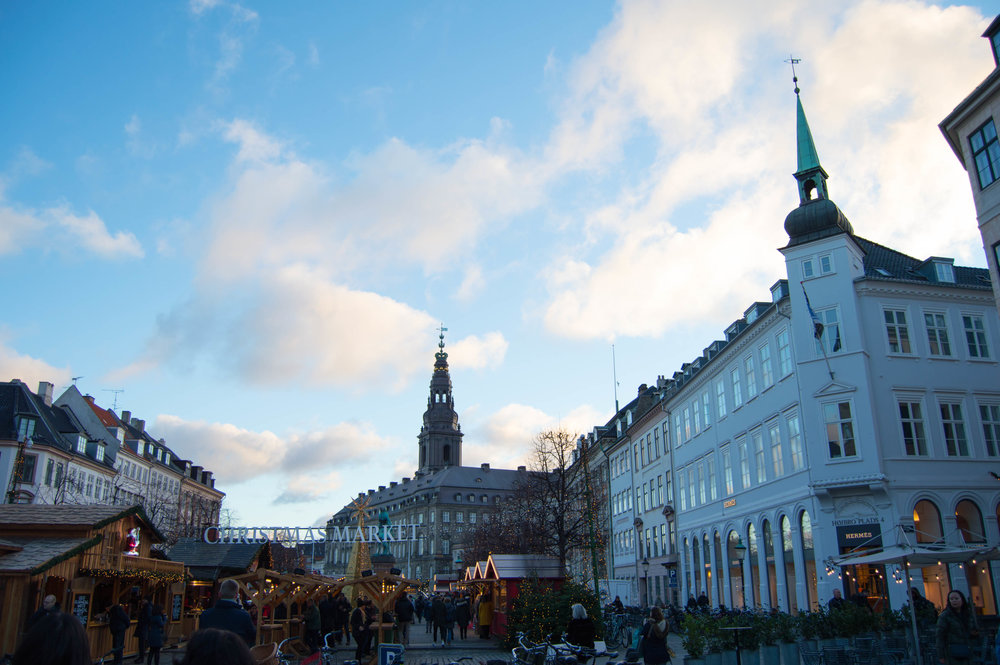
167, 538, 272, 581
485, 554, 563, 580
0, 536, 101, 575
0, 504, 165, 542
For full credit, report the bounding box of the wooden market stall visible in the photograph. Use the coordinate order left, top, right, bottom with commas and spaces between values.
475, 554, 563, 637
223, 567, 346, 645
338, 568, 419, 662
0, 504, 184, 661
165, 537, 273, 641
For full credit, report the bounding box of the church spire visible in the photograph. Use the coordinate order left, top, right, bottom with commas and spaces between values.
783, 58, 853, 247
417, 325, 463, 473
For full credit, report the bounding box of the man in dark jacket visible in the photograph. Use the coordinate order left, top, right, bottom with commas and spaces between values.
27, 594, 59, 629
107, 602, 131, 665
199, 579, 256, 645
351, 597, 373, 661
319, 593, 337, 639
395, 594, 415, 645
134, 597, 152, 663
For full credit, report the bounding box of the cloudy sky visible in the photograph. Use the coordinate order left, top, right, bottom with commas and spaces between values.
1, 1, 994, 527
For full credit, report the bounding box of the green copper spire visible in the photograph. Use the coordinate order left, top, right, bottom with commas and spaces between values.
795, 93, 822, 174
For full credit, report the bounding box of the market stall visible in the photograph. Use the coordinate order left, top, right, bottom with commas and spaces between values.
0, 504, 183, 660
476, 554, 563, 637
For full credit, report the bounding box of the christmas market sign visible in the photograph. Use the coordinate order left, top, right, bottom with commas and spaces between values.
203, 524, 420, 545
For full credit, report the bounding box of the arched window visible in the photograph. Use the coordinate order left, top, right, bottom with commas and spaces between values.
914, 500, 944, 543
728, 530, 745, 608
692, 536, 701, 594
762, 519, 777, 610
714, 531, 725, 608
747, 523, 759, 606
800, 511, 817, 610
702, 534, 712, 605
956, 499, 986, 542
781, 515, 798, 613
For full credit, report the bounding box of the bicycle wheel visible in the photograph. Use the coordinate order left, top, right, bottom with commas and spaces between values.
604, 625, 621, 649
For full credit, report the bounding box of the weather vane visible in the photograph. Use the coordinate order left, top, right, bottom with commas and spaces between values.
785, 55, 802, 94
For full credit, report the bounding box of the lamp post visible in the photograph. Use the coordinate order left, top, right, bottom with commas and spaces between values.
642, 557, 650, 608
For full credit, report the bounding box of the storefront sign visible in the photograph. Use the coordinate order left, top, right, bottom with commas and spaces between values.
203, 524, 420, 545
836, 521, 882, 549
73, 593, 89, 624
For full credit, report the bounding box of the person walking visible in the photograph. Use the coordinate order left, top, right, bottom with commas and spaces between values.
319, 594, 336, 644
414, 595, 425, 625
351, 598, 373, 661
936, 589, 979, 665
335, 594, 352, 645
304, 599, 322, 655
107, 601, 131, 665
395, 593, 414, 646
455, 594, 471, 640
477, 593, 493, 639
640, 606, 671, 665
425, 594, 436, 634
432, 594, 446, 645
199, 579, 256, 645
134, 597, 152, 663
566, 603, 596, 662
146, 604, 166, 665
442, 595, 456, 647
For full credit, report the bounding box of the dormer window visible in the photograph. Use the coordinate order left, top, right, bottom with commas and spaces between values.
16, 417, 35, 441
96, 444, 105, 463
934, 261, 954, 283
77, 436, 87, 454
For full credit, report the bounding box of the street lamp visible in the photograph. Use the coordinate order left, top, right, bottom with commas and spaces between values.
642, 557, 650, 607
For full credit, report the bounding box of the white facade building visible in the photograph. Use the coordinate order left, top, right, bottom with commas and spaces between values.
594, 88, 1000, 616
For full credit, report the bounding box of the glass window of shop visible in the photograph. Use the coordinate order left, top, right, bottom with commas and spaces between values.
956, 499, 996, 615
914, 499, 949, 609
714, 531, 725, 607
763, 520, 778, 609
800, 511, 818, 610
747, 523, 760, 606
728, 530, 744, 608
703, 535, 713, 606
781, 515, 798, 613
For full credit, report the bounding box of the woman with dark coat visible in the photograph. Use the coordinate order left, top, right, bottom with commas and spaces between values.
454, 595, 471, 640
936, 589, 978, 665
566, 603, 596, 654
640, 606, 671, 665
146, 604, 166, 665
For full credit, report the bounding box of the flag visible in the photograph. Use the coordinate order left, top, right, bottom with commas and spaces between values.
801, 282, 824, 340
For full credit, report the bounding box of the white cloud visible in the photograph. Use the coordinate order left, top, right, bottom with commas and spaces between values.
220, 119, 285, 164
462, 402, 605, 470
154, 415, 393, 489
274, 471, 343, 504
0, 336, 72, 389
0, 200, 143, 260
537, 0, 992, 340
454, 264, 485, 302
447, 332, 508, 370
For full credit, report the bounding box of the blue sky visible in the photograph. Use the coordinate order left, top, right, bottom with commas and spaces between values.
1, 0, 995, 527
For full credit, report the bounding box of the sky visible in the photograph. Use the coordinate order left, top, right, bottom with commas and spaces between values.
1, 0, 996, 528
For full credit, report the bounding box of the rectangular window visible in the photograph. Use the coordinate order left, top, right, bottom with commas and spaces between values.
636, 487, 642, 513
802, 258, 814, 279
744, 355, 757, 399
884, 309, 912, 354
17, 417, 36, 441
738, 438, 750, 489
925, 312, 952, 356
692, 400, 702, 435
816, 307, 843, 354
753, 430, 766, 483
706, 456, 717, 500
688, 467, 696, 507
819, 254, 833, 274
697, 463, 706, 504
653, 428, 660, 459
55, 463, 63, 487
76, 436, 87, 454
96, 445, 105, 463
647, 433, 655, 461
980, 404, 1000, 457
898, 401, 928, 456
969, 118, 1000, 189
963, 315, 990, 358
716, 379, 727, 418
644, 483, 650, 511
722, 448, 733, 495
702, 391, 711, 429
19, 454, 37, 484
442, 510, 450, 523
662, 422, 670, 454
759, 344, 774, 389
85, 474, 94, 497
941, 403, 969, 456
678, 470, 687, 511
769, 424, 784, 477
456, 512, 464, 523
731, 367, 743, 408
777, 329, 792, 375
673, 415, 682, 449
824, 402, 857, 458
634, 444, 640, 468
657, 474, 664, 505
683, 408, 692, 441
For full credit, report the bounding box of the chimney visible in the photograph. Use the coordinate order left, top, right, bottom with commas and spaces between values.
368, 489, 375, 495
378, 485, 386, 492
133, 419, 145, 433
402, 477, 410, 483
480, 463, 490, 471
638, 384, 647, 395
121, 410, 131, 425
390, 481, 397, 488
517, 465, 526, 472
37, 382, 54, 406
84, 394, 95, 404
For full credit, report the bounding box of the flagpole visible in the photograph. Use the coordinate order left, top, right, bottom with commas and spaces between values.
801, 282, 835, 380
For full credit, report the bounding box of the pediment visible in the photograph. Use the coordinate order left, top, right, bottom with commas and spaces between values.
813, 380, 857, 398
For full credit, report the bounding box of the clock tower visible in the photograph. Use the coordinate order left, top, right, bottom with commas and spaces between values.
417, 327, 463, 473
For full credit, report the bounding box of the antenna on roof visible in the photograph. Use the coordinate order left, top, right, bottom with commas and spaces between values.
71, 376, 83, 385
102, 388, 124, 411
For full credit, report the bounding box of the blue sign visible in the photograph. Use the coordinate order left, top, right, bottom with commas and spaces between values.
668, 568, 678, 588
378, 644, 405, 665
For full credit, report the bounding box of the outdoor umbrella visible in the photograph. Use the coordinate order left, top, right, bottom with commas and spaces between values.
832, 537, 1000, 665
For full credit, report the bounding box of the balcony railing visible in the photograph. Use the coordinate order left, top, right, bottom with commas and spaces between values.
79, 551, 185, 577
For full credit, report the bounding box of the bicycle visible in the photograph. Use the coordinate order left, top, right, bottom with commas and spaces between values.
560, 633, 618, 665
602, 614, 631, 650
